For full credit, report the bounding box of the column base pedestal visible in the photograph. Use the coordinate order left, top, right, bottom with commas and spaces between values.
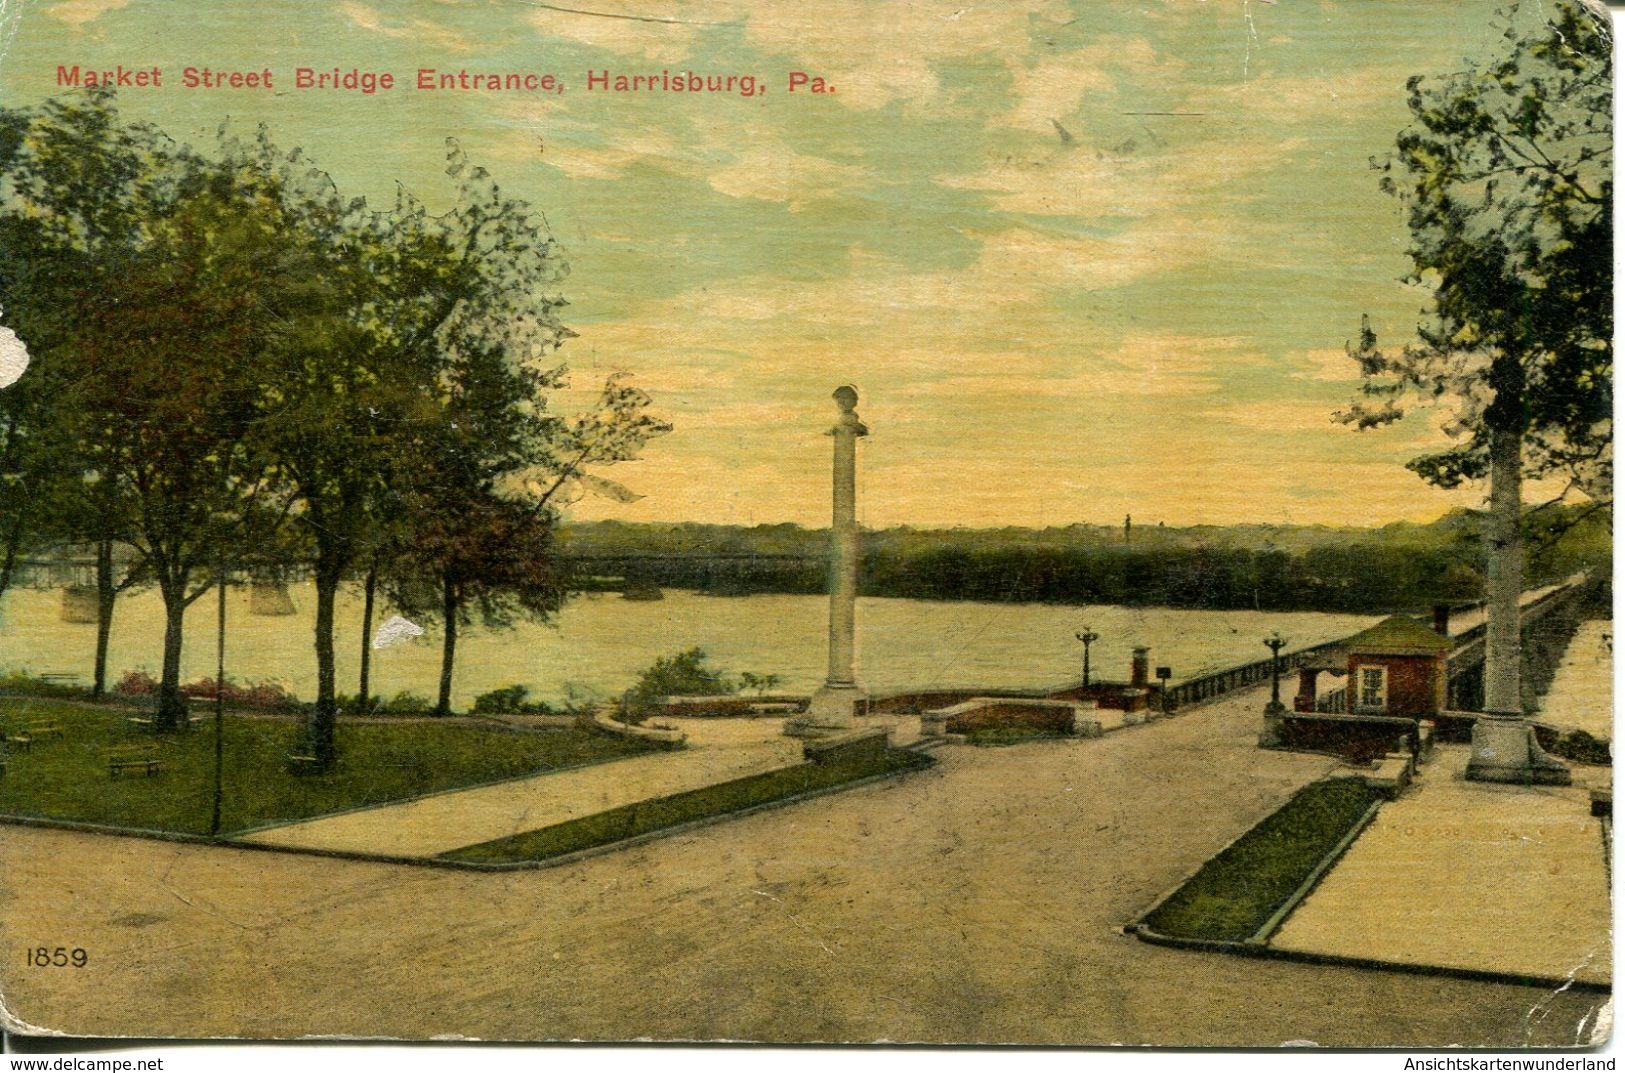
1465, 713, 1571, 785
784, 684, 868, 738
1259, 701, 1288, 748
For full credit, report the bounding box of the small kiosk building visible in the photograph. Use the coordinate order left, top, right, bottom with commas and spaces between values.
1339, 614, 1451, 719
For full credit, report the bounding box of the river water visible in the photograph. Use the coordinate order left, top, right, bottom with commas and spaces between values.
0, 584, 1378, 710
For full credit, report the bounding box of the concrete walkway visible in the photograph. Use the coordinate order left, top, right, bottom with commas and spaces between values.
239, 717, 804, 857
1535, 619, 1613, 740
1271, 744, 1611, 986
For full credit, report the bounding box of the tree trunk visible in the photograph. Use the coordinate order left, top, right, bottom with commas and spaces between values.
0, 510, 23, 601
155, 577, 189, 731
436, 572, 458, 717
92, 539, 116, 700
357, 564, 377, 712
305, 561, 342, 767
1483, 420, 1523, 715
1482, 351, 1525, 717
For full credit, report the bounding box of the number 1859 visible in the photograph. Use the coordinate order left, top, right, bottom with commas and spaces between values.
26, 946, 87, 967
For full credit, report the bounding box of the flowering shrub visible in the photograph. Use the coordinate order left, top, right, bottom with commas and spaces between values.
179, 677, 299, 710
112, 671, 298, 710
113, 670, 159, 696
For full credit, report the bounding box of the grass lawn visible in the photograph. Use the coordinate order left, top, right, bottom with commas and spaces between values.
1141, 777, 1379, 943
444, 748, 933, 865
0, 698, 657, 836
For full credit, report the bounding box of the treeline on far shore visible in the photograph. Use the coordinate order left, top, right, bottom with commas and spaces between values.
556, 505, 1610, 614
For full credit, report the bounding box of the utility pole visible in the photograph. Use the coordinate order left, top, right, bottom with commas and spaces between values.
210, 563, 227, 837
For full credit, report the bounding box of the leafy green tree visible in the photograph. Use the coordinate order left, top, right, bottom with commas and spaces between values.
390, 364, 670, 714
0, 294, 71, 601
1341, 0, 1610, 500
1341, 0, 1609, 731
69, 169, 301, 727
390, 489, 562, 716
0, 92, 295, 726
0, 91, 155, 606
238, 137, 600, 757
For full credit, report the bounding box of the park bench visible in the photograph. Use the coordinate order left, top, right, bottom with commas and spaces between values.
126, 717, 157, 734
286, 753, 324, 776
23, 721, 64, 741
107, 745, 161, 778
0, 727, 32, 751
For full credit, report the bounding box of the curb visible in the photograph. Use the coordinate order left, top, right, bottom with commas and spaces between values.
439, 752, 936, 871
1126, 922, 1612, 995
1126, 779, 1348, 932
1245, 797, 1383, 944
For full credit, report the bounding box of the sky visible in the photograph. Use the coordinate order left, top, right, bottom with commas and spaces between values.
0, 0, 1572, 529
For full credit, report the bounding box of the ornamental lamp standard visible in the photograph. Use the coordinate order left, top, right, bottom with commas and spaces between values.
1075, 627, 1100, 688
1263, 630, 1289, 715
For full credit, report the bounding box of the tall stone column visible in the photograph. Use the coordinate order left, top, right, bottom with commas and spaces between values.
790, 385, 869, 735
1466, 421, 1569, 784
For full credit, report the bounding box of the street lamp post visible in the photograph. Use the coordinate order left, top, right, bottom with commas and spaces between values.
210, 563, 227, 838
1075, 627, 1099, 689
1263, 630, 1289, 715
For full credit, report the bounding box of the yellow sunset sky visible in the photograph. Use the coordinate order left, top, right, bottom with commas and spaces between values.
0, 0, 1579, 528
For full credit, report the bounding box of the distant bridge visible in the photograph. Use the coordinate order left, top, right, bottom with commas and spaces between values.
8, 552, 827, 591
557, 553, 822, 568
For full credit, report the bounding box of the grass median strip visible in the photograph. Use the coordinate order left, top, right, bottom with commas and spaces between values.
1141, 777, 1380, 943
0, 699, 656, 836
443, 748, 934, 864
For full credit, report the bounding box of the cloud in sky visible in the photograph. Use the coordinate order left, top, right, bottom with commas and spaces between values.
40, 0, 128, 26
338, 1, 471, 52
0, 0, 1523, 527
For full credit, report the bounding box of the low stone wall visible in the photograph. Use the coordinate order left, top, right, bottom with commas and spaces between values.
1363, 752, 1415, 799
870, 689, 1049, 715
923, 697, 1099, 739
590, 711, 687, 746
803, 727, 889, 765
638, 695, 809, 719
1266, 712, 1418, 764
1047, 683, 1153, 712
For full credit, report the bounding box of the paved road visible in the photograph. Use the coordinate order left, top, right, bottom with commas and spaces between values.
0, 683, 1607, 1046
